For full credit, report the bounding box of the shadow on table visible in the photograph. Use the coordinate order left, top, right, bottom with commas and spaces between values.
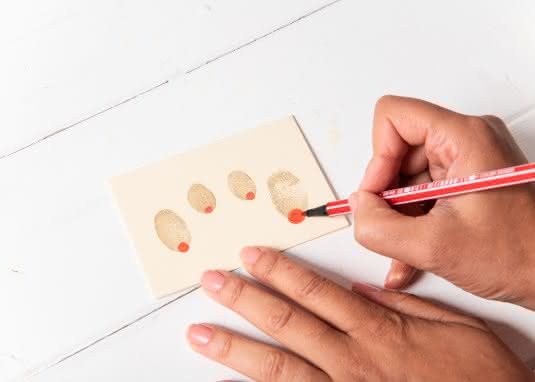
486, 319, 535, 368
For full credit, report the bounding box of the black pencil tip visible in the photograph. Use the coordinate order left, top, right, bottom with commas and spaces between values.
305, 205, 328, 217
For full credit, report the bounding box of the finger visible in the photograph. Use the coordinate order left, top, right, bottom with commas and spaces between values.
399, 169, 433, 188
360, 95, 466, 192
351, 282, 487, 330
400, 145, 428, 176
351, 190, 435, 270
239, 247, 388, 334
385, 260, 417, 289
200, 269, 345, 370
187, 324, 330, 382
382, 170, 432, 288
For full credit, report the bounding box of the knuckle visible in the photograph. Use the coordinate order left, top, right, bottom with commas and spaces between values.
466, 115, 490, 131
467, 116, 505, 146
257, 252, 285, 281
225, 277, 246, 308
466, 116, 504, 143
261, 350, 287, 381
393, 292, 415, 310
481, 114, 506, 129
425, 127, 459, 166
375, 310, 400, 336
266, 301, 295, 333
214, 332, 233, 360
305, 322, 335, 345
374, 94, 396, 112
296, 273, 332, 300
373, 311, 408, 343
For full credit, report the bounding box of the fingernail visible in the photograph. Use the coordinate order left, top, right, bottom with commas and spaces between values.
348, 192, 359, 212
239, 246, 261, 265
201, 270, 225, 291
385, 272, 400, 289
385, 269, 413, 289
187, 324, 213, 346
352, 281, 381, 294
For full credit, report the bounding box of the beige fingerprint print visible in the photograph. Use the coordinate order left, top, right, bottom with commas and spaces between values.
228, 171, 256, 200
154, 209, 192, 253
188, 184, 216, 214
267, 170, 308, 223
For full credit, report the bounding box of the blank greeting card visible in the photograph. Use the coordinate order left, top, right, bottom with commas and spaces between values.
110, 117, 349, 298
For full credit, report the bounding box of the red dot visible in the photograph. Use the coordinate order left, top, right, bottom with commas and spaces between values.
178, 242, 190, 252
204, 206, 213, 213
246, 191, 255, 200
288, 208, 306, 224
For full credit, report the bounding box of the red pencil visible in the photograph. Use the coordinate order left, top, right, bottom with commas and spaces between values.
305, 163, 535, 217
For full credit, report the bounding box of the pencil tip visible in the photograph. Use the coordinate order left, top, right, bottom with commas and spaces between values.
304, 204, 328, 217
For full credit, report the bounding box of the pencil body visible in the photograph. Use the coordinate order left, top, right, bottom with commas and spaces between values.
305, 163, 535, 217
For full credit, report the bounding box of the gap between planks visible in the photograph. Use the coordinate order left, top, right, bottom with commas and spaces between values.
14, 0, 344, 379
24, 286, 200, 379
1, 0, 342, 161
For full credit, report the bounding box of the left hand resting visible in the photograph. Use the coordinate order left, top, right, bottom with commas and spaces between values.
186, 247, 533, 382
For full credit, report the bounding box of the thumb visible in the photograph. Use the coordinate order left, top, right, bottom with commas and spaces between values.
350, 190, 435, 271
385, 259, 417, 289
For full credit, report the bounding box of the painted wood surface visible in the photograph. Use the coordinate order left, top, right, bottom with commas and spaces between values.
2, 0, 535, 380
0, 0, 335, 158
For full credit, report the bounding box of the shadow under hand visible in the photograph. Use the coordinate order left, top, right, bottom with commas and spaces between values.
486, 319, 535, 368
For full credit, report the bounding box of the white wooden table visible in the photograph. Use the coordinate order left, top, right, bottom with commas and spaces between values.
2, 1, 535, 380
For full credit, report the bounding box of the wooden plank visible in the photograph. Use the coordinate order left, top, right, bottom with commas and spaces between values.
0, 0, 335, 157
3, 0, 535, 380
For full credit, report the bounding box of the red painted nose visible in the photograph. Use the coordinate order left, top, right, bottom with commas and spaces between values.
204, 206, 214, 213
246, 191, 256, 200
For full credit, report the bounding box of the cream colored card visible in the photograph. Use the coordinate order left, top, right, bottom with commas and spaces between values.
110, 117, 349, 298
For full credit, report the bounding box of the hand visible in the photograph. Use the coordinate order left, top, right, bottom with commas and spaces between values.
186, 247, 533, 381
352, 96, 535, 310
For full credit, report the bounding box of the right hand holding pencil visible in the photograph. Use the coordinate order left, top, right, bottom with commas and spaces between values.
189, 96, 535, 381
352, 96, 535, 310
